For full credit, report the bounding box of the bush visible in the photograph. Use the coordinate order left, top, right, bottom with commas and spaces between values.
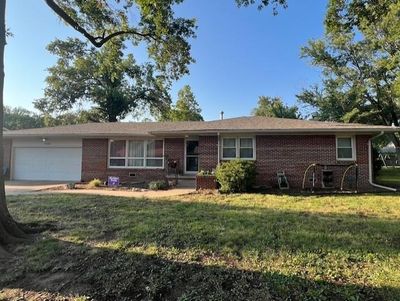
215, 160, 256, 193
89, 178, 102, 188
148, 180, 169, 190
197, 170, 215, 176
66, 182, 76, 189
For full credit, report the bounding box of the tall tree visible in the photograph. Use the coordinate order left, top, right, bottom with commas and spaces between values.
160, 85, 203, 121
4, 106, 43, 130
297, 0, 400, 143
35, 38, 170, 122
42, 109, 102, 127
0, 0, 287, 255
0, 0, 196, 256
252, 96, 299, 119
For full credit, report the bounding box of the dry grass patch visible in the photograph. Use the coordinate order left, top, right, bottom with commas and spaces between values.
1, 193, 399, 300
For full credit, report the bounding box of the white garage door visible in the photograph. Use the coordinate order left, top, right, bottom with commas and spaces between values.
13, 147, 82, 181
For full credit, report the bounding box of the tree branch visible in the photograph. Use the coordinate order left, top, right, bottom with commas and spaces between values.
44, 0, 157, 47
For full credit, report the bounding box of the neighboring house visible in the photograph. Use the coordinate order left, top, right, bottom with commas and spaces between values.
3, 116, 399, 191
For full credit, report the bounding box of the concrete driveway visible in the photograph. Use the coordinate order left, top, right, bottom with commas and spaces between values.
5, 181, 66, 196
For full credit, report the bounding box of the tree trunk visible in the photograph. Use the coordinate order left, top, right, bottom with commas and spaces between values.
0, 0, 27, 256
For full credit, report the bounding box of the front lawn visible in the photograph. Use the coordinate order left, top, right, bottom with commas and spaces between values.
1, 193, 400, 300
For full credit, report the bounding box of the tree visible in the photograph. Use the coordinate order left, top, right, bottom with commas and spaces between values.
160, 85, 203, 121
42, 109, 102, 127
297, 0, 400, 144
3, 106, 43, 130
0, 0, 196, 256
252, 96, 299, 119
0, 0, 287, 255
236, 0, 287, 13
35, 38, 171, 122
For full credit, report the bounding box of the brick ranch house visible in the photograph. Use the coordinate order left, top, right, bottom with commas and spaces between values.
3, 116, 399, 192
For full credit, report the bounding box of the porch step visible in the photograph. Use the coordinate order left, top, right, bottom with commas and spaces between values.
167, 174, 196, 188
166, 174, 196, 180
176, 179, 196, 188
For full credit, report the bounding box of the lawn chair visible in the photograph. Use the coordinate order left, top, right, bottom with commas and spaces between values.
277, 171, 289, 190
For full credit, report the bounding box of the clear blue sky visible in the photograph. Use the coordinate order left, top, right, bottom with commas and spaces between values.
4, 0, 327, 121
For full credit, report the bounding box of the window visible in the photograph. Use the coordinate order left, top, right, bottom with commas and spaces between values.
109, 139, 164, 168
222, 138, 236, 158
222, 137, 255, 160
336, 137, 355, 160
239, 138, 253, 159
109, 140, 126, 167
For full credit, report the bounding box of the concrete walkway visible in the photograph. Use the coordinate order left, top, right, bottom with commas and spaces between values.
5, 181, 195, 198
5, 181, 68, 196
45, 188, 195, 198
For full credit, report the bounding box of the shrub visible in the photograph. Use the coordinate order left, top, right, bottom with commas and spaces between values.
148, 180, 169, 190
215, 160, 256, 193
66, 182, 76, 189
89, 178, 102, 188
197, 170, 215, 176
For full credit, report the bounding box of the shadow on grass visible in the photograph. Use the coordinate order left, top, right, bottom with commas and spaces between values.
8, 194, 399, 256
1, 238, 398, 301
2, 194, 400, 300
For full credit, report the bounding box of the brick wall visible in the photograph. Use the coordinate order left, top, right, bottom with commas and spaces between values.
81, 138, 166, 183
256, 135, 372, 191
164, 138, 184, 174
3, 139, 12, 180
198, 136, 219, 172
355, 135, 371, 189
81, 135, 373, 191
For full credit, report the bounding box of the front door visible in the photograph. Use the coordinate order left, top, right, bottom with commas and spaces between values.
185, 140, 199, 173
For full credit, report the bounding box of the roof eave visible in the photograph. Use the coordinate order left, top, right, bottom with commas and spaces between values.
150, 127, 400, 135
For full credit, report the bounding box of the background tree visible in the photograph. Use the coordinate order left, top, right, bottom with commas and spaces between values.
0, 0, 287, 255
35, 38, 171, 122
42, 109, 102, 127
297, 0, 400, 144
160, 85, 203, 121
252, 96, 299, 119
3, 106, 43, 130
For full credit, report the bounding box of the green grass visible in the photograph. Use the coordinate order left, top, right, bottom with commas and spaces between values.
1, 193, 400, 300
376, 167, 400, 186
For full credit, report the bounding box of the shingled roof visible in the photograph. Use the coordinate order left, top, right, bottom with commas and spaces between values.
4, 116, 399, 138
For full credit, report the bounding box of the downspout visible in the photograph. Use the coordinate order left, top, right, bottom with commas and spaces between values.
368, 131, 397, 192
217, 132, 220, 165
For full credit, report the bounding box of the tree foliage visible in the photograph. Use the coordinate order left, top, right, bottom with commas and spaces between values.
3, 105, 103, 129
35, 38, 171, 122
160, 85, 203, 121
236, 0, 287, 13
42, 110, 102, 127
45, 0, 197, 79
297, 0, 400, 134
3, 106, 42, 130
0, 0, 288, 255
252, 96, 299, 119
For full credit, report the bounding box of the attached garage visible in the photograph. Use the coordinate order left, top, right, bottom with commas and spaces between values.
11, 138, 82, 181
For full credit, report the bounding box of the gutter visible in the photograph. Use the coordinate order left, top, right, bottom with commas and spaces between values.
217, 132, 220, 164
368, 131, 397, 192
